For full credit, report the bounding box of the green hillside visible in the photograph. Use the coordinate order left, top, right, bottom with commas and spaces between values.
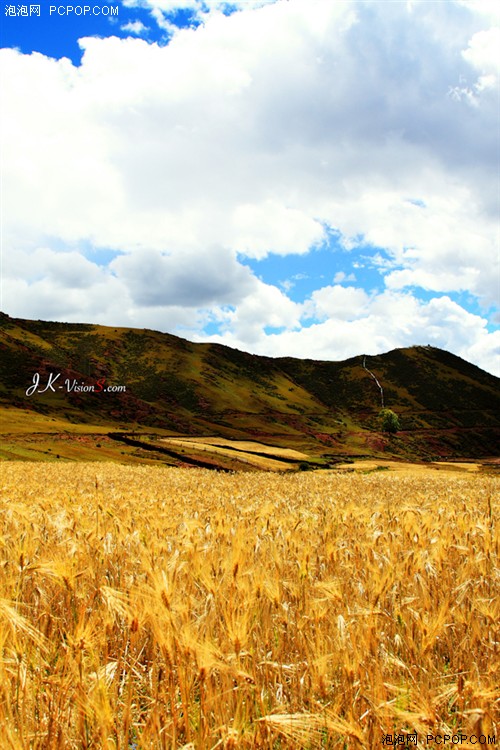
1, 312, 499, 466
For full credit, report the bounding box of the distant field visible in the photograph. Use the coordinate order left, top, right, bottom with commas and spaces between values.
160, 436, 311, 470
333, 459, 486, 474
0, 464, 498, 748
178, 438, 311, 459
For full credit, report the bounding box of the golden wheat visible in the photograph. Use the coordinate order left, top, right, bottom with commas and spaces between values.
0, 463, 498, 748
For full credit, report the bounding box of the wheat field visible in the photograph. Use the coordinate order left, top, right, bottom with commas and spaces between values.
0, 463, 498, 749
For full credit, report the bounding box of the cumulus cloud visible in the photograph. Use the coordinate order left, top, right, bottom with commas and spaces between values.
121, 20, 149, 35
309, 285, 369, 322
110, 246, 255, 306
121, 0, 276, 13
232, 201, 324, 259
221, 281, 303, 343
463, 27, 500, 75
1, 0, 498, 375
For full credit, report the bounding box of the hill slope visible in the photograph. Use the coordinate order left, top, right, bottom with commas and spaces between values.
1, 312, 499, 465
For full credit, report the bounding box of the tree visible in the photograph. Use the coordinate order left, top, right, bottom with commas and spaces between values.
379, 408, 400, 434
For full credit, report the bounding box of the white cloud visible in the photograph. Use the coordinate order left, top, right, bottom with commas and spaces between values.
1, 0, 499, 376
121, 0, 277, 12
232, 201, 324, 259
457, 0, 500, 24
109, 245, 255, 306
463, 27, 500, 74
462, 26, 500, 95
121, 20, 149, 35
3, 271, 130, 324
309, 285, 369, 321
122, 0, 198, 9
322, 185, 499, 306
224, 281, 303, 343
333, 271, 355, 284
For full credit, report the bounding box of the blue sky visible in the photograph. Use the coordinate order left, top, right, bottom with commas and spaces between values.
1, 2, 197, 62
1, 0, 499, 375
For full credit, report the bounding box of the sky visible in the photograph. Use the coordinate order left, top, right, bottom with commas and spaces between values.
1, 0, 499, 376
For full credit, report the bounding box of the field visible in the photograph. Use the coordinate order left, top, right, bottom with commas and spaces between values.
159, 438, 311, 471
0, 464, 498, 749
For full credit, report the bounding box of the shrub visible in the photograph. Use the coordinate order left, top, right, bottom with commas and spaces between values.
379, 408, 400, 433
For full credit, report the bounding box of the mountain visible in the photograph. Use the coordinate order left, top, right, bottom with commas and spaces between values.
1, 312, 499, 467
